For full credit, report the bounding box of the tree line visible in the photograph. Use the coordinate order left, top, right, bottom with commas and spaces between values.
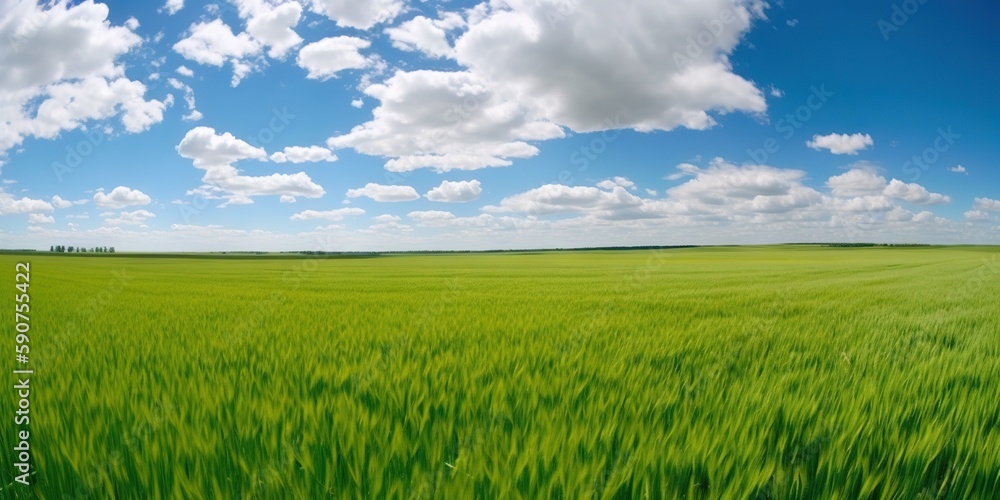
50, 246, 115, 253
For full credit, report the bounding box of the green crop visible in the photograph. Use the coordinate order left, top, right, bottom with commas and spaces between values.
2, 245, 999, 498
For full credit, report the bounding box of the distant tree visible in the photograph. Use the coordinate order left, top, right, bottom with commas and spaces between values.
49, 245, 54, 252
67, 246, 74, 253
110, 247, 115, 253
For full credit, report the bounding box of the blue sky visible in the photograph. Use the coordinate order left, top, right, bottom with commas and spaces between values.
0, 0, 997, 251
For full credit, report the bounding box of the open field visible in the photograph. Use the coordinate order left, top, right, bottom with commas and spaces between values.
2, 246, 1000, 498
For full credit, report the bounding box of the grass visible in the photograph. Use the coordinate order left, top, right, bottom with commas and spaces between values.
2, 245, 999, 498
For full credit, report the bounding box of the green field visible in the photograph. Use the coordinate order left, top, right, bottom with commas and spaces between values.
2, 246, 999, 498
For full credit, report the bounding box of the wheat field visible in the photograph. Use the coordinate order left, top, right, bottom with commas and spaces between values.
2, 246, 999, 498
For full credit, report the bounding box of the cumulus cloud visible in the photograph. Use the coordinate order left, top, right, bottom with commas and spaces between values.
485, 184, 651, 219
949, 165, 967, 174
173, 19, 262, 86
235, 0, 304, 59
104, 209, 155, 225
425, 180, 482, 203
386, 14, 464, 59
330, 1, 768, 172
883, 179, 950, 205
328, 70, 564, 172
176, 65, 194, 77
826, 168, 887, 196
346, 183, 420, 202
973, 197, 1000, 212
827, 168, 949, 205
483, 159, 953, 227
807, 133, 874, 155
965, 210, 991, 221
0, 1, 166, 159
597, 177, 637, 191
177, 126, 325, 206
289, 207, 365, 221
28, 213, 54, 224
94, 186, 152, 209
296, 36, 371, 80
270, 146, 337, 163
162, 0, 184, 15
407, 210, 456, 223
454, 0, 767, 133
406, 210, 527, 230
308, 0, 405, 30
51, 195, 73, 209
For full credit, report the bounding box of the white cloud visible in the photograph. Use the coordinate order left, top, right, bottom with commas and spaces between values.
973, 197, 1000, 212
477, 159, 959, 240
296, 36, 371, 80
0, 1, 165, 159
328, 70, 564, 172
176, 65, 194, 77
665, 161, 821, 216
827, 167, 949, 205
407, 210, 457, 224
308, 0, 405, 30
452, 0, 767, 133
104, 209, 155, 225
51, 195, 73, 209
234, 0, 304, 59
425, 180, 482, 203
346, 183, 420, 202
270, 146, 337, 163
386, 15, 462, 59
827, 168, 887, 197
597, 177, 636, 191
405, 210, 527, 230
373, 214, 401, 223
94, 186, 152, 209
351, 98, 364, 108
183, 109, 204, 122
486, 184, 651, 219
289, 207, 365, 221
173, 19, 262, 86
949, 165, 967, 174
883, 179, 950, 205
965, 210, 991, 221
333, 1, 768, 172
177, 127, 325, 206
807, 133, 874, 155
168, 78, 202, 122
124, 17, 139, 30
162, 0, 184, 15
28, 213, 54, 224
